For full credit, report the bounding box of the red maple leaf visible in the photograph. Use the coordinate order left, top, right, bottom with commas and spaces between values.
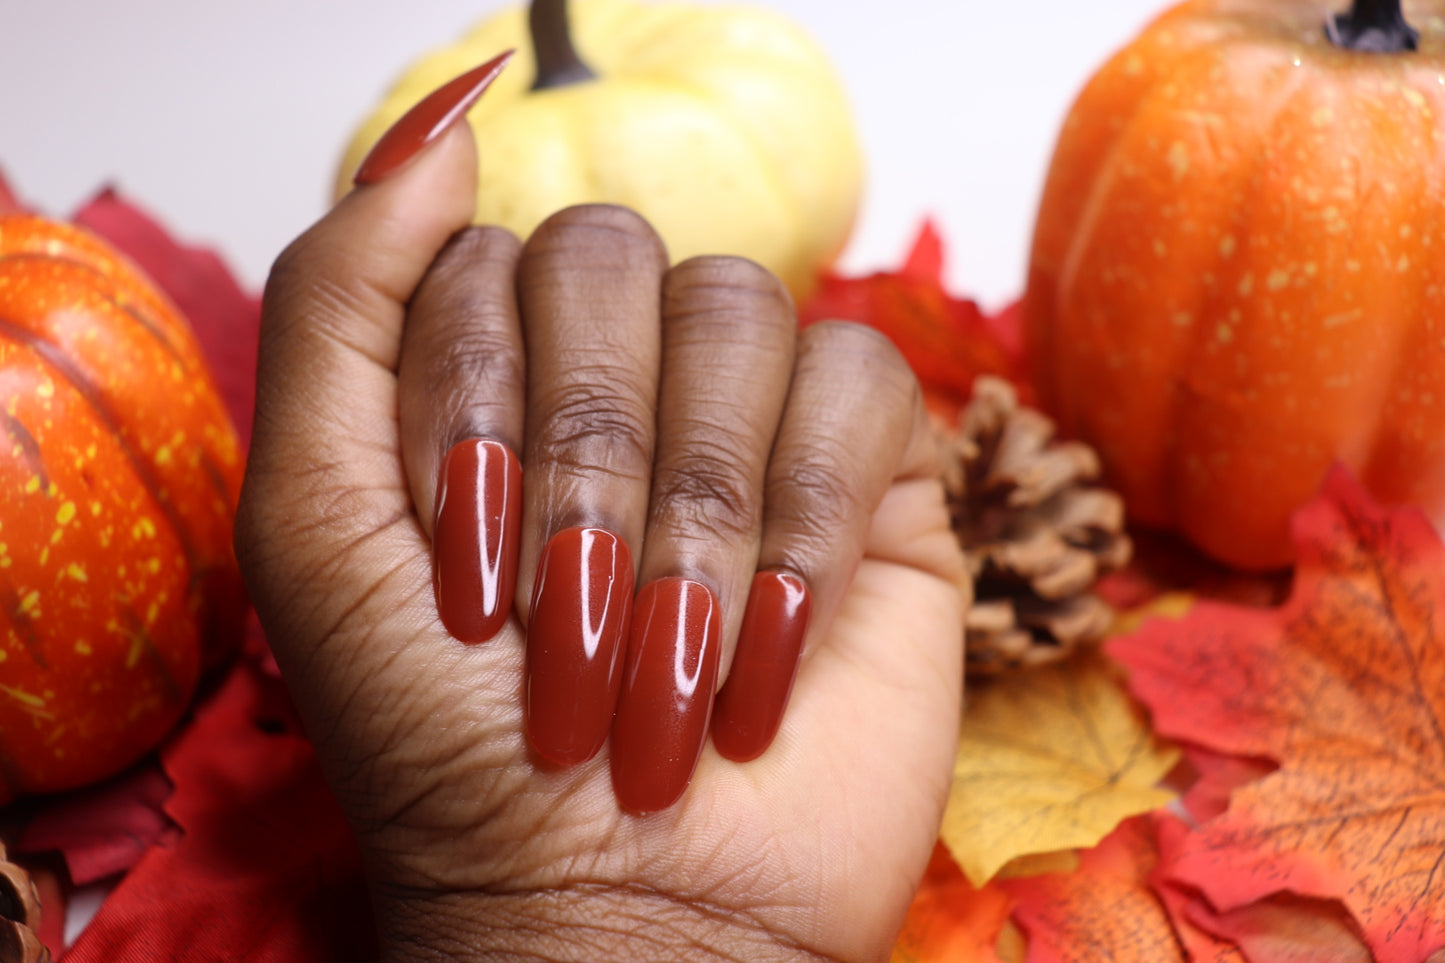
1000, 816, 1235, 962
0, 169, 27, 215
798, 223, 1029, 418
1109, 467, 1445, 962
61, 656, 373, 962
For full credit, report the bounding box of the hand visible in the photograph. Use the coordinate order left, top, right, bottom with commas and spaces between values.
235, 61, 967, 963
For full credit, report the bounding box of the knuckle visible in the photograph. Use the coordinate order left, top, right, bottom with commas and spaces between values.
666, 256, 794, 313
530, 376, 655, 467
664, 256, 796, 345
767, 445, 866, 545
650, 438, 760, 539
527, 204, 668, 267
799, 320, 910, 376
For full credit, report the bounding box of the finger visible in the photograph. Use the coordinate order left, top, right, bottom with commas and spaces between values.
513, 204, 670, 768
399, 225, 526, 644
711, 321, 936, 762
610, 255, 797, 813
237, 65, 492, 701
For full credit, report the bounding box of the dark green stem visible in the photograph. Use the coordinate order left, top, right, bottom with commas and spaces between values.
529, 0, 596, 91
1326, 0, 1418, 52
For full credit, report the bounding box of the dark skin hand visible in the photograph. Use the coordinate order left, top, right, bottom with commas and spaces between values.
235, 121, 968, 962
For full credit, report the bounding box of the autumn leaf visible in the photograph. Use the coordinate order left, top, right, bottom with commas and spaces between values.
0, 169, 26, 215
62, 655, 374, 962
1150, 816, 1359, 963
1109, 467, 1445, 962
1000, 816, 1211, 962
890, 843, 1012, 963
798, 222, 1028, 416
941, 651, 1178, 885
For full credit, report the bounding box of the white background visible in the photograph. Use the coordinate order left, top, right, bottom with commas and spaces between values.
1, 0, 1167, 311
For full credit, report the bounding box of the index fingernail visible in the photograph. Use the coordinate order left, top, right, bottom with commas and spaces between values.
354, 49, 514, 185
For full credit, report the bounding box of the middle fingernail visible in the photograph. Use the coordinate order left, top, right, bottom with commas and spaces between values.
526, 527, 634, 766
611, 577, 721, 814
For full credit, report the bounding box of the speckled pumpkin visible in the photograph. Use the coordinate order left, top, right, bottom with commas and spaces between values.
1025, 0, 1445, 570
337, 0, 863, 298
0, 214, 243, 800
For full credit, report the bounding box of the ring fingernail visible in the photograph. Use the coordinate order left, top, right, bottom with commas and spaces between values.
611, 578, 721, 814
526, 528, 634, 766
712, 572, 812, 762
433, 439, 522, 644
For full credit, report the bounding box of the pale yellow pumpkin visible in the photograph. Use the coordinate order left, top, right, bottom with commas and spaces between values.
337, 0, 864, 298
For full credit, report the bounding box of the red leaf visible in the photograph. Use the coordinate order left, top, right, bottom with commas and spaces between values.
1109, 467, 1445, 962
15, 765, 175, 886
72, 189, 260, 448
0, 168, 26, 215
797, 223, 1029, 417
1001, 816, 1199, 962
1174, 745, 1277, 824
61, 658, 374, 962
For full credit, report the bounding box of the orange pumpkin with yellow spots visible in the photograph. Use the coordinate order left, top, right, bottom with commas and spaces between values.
1024, 0, 1445, 571
0, 214, 243, 800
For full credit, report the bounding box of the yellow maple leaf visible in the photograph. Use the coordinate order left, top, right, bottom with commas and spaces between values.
942, 651, 1178, 886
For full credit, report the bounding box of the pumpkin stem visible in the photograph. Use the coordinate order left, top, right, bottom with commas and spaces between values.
1326, 0, 1418, 52
530, 0, 596, 90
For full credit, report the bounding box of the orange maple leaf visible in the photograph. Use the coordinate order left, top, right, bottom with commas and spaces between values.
1108, 468, 1445, 962
890, 843, 1012, 963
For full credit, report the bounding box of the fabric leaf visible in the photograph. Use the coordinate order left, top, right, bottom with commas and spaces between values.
60, 657, 374, 962
798, 223, 1028, 416
941, 651, 1178, 886
1109, 467, 1445, 962
1001, 816, 1197, 962
890, 843, 1012, 963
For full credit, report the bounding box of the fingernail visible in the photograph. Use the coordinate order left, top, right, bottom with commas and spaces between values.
712, 572, 812, 762
611, 578, 720, 813
354, 49, 514, 185
526, 528, 634, 766
433, 439, 522, 644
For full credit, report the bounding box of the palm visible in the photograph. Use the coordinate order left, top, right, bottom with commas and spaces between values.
255, 471, 963, 962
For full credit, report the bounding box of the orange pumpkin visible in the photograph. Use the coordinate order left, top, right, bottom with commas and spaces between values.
0, 214, 243, 800
1024, 0, 1445, 570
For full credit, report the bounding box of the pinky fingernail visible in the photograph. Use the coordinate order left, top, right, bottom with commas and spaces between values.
711, 572, 812, 763
353, 49, 514, 185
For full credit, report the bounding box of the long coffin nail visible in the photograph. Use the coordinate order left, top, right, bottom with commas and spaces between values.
353, 49, 514, 185
526, 528, 634, 766
611, 578, 720, 813
711, 572, 812, 762
433, 439, 522, 644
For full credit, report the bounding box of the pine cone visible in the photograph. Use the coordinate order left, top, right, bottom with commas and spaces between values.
940, 376, 1131, 675
0, 843, 47, 963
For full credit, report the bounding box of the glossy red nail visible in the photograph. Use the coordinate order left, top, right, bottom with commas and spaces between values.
353, 49, 514, 185
611, 578, 720, 813
712, 572, 812, 762
526, 528, 634, 766
433, 439, 522, 644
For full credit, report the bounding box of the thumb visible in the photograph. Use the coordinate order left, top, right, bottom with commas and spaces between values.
237, 57, 505, 652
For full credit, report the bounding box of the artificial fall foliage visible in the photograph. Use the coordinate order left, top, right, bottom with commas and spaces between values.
940, 651, 1177, 886
798, 222, 1029, 417
1109, 467, 1445, 962
4, 179, 1444, 963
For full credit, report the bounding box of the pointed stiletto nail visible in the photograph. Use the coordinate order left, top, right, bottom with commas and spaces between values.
711, 571, 812, 762
526, 528, 634, 766
353, 49, 514, 185
433, 439, 522, 644
611, 578, 721, 814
